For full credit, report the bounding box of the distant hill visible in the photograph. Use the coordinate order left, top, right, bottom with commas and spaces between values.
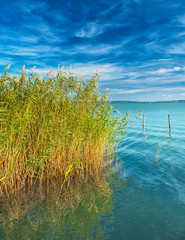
155, 100, 185, 103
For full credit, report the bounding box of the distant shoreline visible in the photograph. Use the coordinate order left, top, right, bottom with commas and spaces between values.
111, 100, 185, 103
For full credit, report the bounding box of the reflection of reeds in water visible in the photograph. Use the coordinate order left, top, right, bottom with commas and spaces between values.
0, 177, 113, 240
156, 143, 162, 161
0, 65, 128, 199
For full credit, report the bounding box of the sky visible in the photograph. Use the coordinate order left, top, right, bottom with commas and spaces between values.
1, 0, 185, 101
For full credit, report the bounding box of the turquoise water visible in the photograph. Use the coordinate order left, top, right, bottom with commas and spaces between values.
109, 103, 185, 240
1, 103, 185, 240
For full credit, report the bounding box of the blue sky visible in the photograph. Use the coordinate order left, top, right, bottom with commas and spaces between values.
1, 0, 185, 101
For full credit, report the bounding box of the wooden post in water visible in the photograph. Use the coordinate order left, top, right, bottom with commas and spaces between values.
143, 114, 145, 131
168, 114, 171, 132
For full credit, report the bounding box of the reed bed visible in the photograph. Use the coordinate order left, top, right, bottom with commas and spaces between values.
0, 65, 128, 198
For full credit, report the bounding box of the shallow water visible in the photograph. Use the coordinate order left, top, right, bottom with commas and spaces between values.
108, 102, 185, 240
1, 103, 185, 240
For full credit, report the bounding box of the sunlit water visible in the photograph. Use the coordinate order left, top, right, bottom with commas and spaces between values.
1, 103, 185, 240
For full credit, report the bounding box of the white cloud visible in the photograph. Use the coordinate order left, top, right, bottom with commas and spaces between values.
76, 22, 99, 38
27, 63, 126, 81
72, 63, 123, 78
176, 14, 185, 26
174, 67, 181, 71
167, 42, 185, 55
109, 88, 145, 94
152, 66, 182, 74
0, 34, 40, 44
0, 58, 15, 66
109, 86, 185, 96
76, 22, 114, 38
0, 45, 62, 58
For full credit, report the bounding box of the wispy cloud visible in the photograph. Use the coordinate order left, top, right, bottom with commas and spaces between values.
76, 22, 115, 38
110, 89, 145, 94
76, 22, 102, 38
151, 67, 182, 74
1, 0, 185, 101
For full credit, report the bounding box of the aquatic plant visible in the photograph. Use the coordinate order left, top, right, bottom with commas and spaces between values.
0, 178, 113, 240
156, 143, 162, 161
0, 65, 128, 198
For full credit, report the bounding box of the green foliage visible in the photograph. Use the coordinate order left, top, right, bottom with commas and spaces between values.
0, 66, 129, 197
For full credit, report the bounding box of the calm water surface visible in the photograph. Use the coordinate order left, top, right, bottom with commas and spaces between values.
1, 103, 185, 240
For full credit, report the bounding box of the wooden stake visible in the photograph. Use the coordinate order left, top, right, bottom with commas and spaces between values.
168, 114, 171, 132
143, 114, 145, 130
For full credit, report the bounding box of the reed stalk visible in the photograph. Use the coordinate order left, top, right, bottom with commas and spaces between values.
0, 65, 128, 198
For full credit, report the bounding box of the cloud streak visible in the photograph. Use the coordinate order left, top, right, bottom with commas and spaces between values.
1, 0, 185, 101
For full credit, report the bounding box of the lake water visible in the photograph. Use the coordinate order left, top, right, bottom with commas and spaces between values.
1, 103, 185, 240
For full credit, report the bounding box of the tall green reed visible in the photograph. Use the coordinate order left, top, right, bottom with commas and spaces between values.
0, 65, 128, 198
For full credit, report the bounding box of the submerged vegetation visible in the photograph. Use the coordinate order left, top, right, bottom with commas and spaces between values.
0, 178, 113, 240
0, 65, 129, 199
